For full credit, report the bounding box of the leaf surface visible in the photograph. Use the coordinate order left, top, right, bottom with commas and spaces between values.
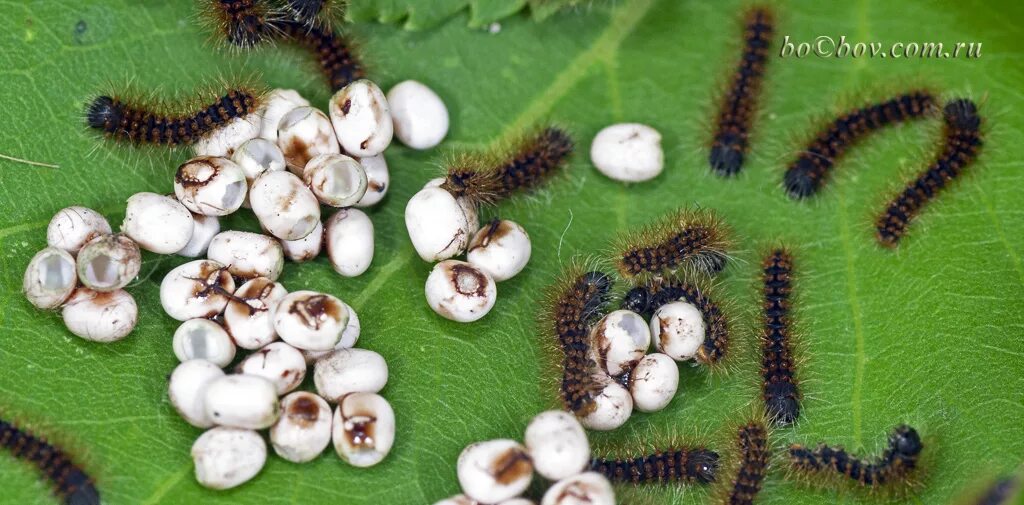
0, 1, 1022, 504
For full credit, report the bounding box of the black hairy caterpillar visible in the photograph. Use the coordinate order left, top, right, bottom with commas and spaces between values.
275, 19, 365, 92
760, 248, 800, 426
725, 422, 770, 505
0, 417, 99, 505
875, 98, 983, 247
85, 87, 261, 146
620, 278, 730, 365
611, 209, 732, 283
204, 0, 364, 91
788, 425, 923, 487
708, 7, 774, 176
544, 267, 613, 416
590, 447, 720, 485
784, 91, 936, 198
442, 126, 574, 206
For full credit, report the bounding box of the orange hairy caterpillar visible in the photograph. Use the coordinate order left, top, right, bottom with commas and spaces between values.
442, 126, 574, 206
0, 417, 99, 505
784, 91, 936, 198
85, 87, 261, 146
788, 425, 923, 487
708, 7, 774, 176
619, 278, 731, 365
590, 447, 720, 485
875, 98, 983, 247
610, 208, 732, 282
760, 248, 800, 426
544, 267, 613, 416
724, 422, 770, 505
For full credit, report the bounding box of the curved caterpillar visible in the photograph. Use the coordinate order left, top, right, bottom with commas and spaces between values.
788, 425, 922, 486
620, 279, 730, 365
442, 126, 574, 206
0, 417, 99, 505
875, 98, 983, 247
725, 422, 770, 505
590, 447, 720, 485
709, 7, 774, 176
545, 268, 613, 416
760, 248, 800, 426
205, 0, 364, 91
784, 91, 936, 198
611, 209, 732, 282
85, 88, 260, 146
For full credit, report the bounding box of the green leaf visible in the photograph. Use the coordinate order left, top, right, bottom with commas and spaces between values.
348, 0, 578, 29
1, 0, 1023, 504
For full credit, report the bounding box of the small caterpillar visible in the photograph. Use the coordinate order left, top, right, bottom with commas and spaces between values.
708, 7, 774, 176
590, 447, 720, 485
85, 88, 261, 146
0, 417, 99, 505
725, 422, 770, 505
875, 98, 983, 247
204, 0, 364, 91
788, 425, 923, 487
760, 248, 800, 426
545, 267, 613, 416
620, 279, 730, 365
611, 208, 732, 283
784, 91, 936, 198
442, 126, 574, 206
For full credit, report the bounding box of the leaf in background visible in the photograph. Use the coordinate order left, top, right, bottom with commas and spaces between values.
0, 0, 1022, 504
347, 0, 579, 29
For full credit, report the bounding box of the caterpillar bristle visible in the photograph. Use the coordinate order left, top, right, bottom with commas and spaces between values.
611, 208, 733, 283
443, 126, 574, 208
788, 425, 923, 487
276, 19, 365, 91
84, 85, 264, 147
0, 417, 99, 505
202, 0, 279, 49
441, 151, 504, 205
874, 98, 983, 247
590, 447, 721, 485
283, 0, 341, 27
784, 90, 937, 198
200, 1, 364, 91
760, 248, 800, 426
724, 422, 769, 505
708, 6, 774, 177
541, 263, 614, 417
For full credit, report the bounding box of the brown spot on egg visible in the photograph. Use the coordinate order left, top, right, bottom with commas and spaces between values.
449, 264, 488, 297
287, 395, 321, 427
491, 447, 532, 485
